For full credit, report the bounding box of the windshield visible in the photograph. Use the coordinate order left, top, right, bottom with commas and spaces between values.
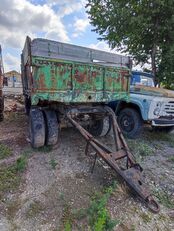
131, 75, 155, 87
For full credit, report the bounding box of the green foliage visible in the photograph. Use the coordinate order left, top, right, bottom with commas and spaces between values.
168, 156, 174, 163
61, 204, 73, 231
15, 155, 27, 172
140, 212, 152, 223
127, 139, 155, 157
0, 165, 21, 200
87, 185, 119, 231
64, 221, 71, 231
86, 0, 174, 83
0, 152, 28, 200
0, 143, 11, 160
35, 145, 53, 153
49, 158, 58, 170
144, 131, 174, 148
26, 200, 44, 219
154, 189, 174, 209
61, 182, 120, 231
158, 40, 174, 89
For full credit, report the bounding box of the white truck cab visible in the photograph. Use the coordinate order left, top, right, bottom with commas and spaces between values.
109, 71, 174, 138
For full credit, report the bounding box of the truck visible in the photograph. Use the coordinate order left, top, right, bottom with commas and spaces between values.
0, 45, 4, 121
109, 71, 174, 138
21, 37, 160, 212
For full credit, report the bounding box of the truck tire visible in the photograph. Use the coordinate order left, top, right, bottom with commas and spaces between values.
29, 108, 46, 148
43, 110, 59, 146
88, 116, 111, 137
0, 96, 4, 122
117, 108, 143, 138
25, 96, 31, 116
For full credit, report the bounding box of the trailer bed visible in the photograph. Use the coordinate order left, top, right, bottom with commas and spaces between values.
21, 37, 131, 105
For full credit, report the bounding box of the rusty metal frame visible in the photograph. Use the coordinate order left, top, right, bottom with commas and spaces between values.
66, 105, 160, 213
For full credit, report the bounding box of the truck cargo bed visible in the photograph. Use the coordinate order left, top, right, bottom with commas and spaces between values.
21, 37, 131, 105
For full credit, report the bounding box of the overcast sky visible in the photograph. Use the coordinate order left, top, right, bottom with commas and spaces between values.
0, 0, 142, 72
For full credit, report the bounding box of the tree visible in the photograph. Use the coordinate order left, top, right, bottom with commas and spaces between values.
158, 44, 174, 89
86, 0, 174, 86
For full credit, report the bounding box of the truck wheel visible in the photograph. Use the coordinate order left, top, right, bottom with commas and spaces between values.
88, 116, 111, 137
117, 108, 143, 138
25, 96, 31, 115
0, 96, 4, 122
43, 110, 59, 146
29, 108, 46, 148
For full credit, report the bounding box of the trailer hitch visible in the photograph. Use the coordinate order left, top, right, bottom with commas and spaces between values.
66, 106, 160, 213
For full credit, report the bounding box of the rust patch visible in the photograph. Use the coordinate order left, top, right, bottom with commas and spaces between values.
38, 73, 47, 90
134, 85, 174, 98
74, 69, 88, 83
120, 70, 129, 91
91, 71, 98, 78
50, 68, 57, 90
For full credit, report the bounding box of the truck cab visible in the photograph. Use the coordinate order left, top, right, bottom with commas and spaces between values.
109, 71, 174, 138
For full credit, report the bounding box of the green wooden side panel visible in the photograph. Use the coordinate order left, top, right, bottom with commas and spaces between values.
33, 63, 72, 90
105, 67, 121, 92
73, 64, 103, 91
31, 57, 130, 105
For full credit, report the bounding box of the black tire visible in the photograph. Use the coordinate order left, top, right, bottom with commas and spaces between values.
88, 116, 111, 137
29, 108, 46, 148
0, 96, 4, 122
25, 96, 31, 115
152, 126, 174, 133
117, 108, 143, 138
43, 110, 59, 146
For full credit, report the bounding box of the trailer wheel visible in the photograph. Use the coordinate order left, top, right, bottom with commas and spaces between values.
29, 108, 46, 148
88, 116, 111, 137
117, 108, 143, 138
44, 110, 59, 146
0, 96, 4, 122
25, 96, 31, 115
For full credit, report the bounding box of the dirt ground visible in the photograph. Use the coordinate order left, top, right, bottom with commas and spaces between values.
0, 98, 174, 231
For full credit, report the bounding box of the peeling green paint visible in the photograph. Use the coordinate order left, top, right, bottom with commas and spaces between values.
31, 57, 130, 105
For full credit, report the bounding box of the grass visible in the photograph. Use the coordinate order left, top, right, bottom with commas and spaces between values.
140, 212, 152, 223
0, 155, 27, 200
168, 156, 174, 163
0, 143, 12, 160
87, 190, 119, 231
61, 204, 73, 231
154, 189, 174, 209
127, 139, 155, 157
6, 199, 21, 219
49, 158, 58, 170
56, 182, 119, 231
35, 146, 53, 153
0, 165, 21, 200
25, 200, 45, 219
71, 182, 119, 231
143, 130, 174, 148
64, 220, 71, 231
16, 155, 27, 172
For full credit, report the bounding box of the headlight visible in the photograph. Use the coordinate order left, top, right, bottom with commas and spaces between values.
153, 108, 160, 115
153, 102, 162, 115
156, 102, 162, 107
